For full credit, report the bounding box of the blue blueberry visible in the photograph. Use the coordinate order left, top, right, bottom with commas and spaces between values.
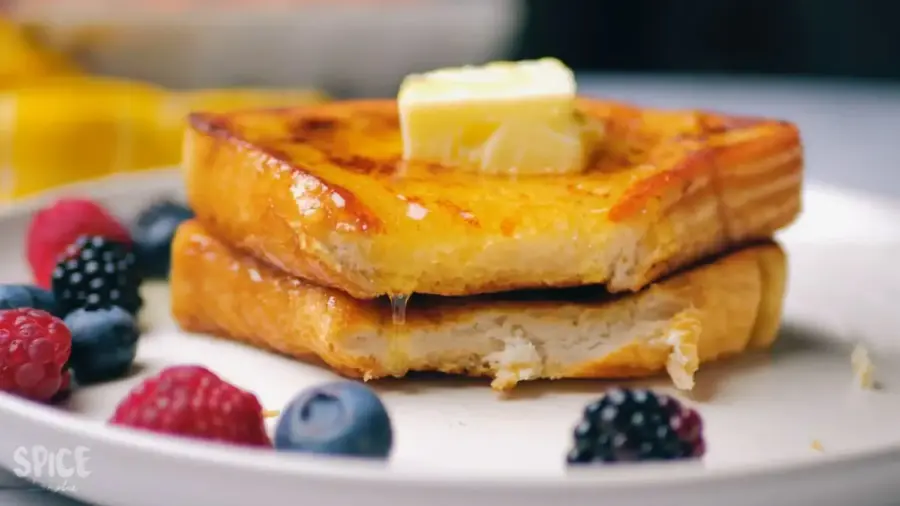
131, 200, 194, 279
275, 381, 393, 459
63, 306, 139, 385
0, 284, 59, 316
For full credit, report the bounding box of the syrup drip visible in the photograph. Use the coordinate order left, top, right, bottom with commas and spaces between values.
389, 294, 410, 325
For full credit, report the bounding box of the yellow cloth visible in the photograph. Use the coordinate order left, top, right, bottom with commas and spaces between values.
0, 19, 327, 201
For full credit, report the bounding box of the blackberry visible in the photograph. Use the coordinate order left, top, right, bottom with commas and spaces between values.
50, 235, 143, 317
566, 388, 705, 465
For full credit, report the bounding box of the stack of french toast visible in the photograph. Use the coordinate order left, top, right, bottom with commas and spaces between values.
170, 59, 802, 392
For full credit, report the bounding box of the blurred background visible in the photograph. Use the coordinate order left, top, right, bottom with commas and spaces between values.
12, 0, 900, 91
13, 0, 900, 90
516, 0, 900, 80
3, 0, 900, 200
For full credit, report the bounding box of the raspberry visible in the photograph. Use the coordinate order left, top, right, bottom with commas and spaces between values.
27, 199, 131, 289
109, 365, 270, 447
0, 309, 72, 402
51, 236, 142, 317
566, 388, 705, 465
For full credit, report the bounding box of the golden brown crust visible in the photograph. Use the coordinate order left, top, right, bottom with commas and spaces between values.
183, 99, 801, 298
170, 220, 788, 390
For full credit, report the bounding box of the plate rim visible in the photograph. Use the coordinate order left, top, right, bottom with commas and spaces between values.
0, 168, 182, 218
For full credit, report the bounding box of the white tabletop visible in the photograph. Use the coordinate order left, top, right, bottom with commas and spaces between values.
6, 73, 900, 505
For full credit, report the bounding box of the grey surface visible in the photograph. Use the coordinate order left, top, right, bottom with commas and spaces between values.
580, 74, 900, 198
4, 74, 900, 506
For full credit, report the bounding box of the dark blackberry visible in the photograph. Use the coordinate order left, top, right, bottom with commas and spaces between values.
50, 235, 143, 317
565, 387, 705, 465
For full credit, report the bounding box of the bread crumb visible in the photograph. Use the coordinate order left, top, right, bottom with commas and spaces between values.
488, 335, 542, 390
851, 344, 876, 390
662, 310, 701, 391
810, 439, 824, 452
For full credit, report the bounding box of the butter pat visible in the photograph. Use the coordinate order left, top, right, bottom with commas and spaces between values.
398, 58, 593, 175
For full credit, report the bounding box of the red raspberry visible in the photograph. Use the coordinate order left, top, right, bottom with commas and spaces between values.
27, 199, 132, 289
109, 365, 270, 447
0, 309, 72, 401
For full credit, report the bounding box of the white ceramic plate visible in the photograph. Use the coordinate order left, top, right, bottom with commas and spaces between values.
0, 172, 899, 506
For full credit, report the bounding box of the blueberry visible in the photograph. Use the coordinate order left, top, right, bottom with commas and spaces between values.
131, 200, 194, 279
0, 284, 59, 316
63, 306, 139, 385
275, 381, 393, 459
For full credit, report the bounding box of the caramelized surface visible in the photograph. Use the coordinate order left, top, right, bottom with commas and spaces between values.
192, 100, 797, 231
185, 99, 802, 298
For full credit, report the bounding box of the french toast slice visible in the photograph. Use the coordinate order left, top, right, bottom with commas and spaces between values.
184, 99, 802, 299
170, 220, 788, 391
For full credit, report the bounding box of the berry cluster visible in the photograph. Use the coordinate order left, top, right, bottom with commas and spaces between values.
3, 196, 303, 449
0, 197, 194, 400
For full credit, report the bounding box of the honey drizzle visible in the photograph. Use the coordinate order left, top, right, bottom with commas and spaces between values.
389, 294, 410, 325
387, 294, 411, 375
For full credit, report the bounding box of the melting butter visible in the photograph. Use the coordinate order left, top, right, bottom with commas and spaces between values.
397, 58, 593, 175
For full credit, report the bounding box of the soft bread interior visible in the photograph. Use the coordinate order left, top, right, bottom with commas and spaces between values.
170, 220, 788, 391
